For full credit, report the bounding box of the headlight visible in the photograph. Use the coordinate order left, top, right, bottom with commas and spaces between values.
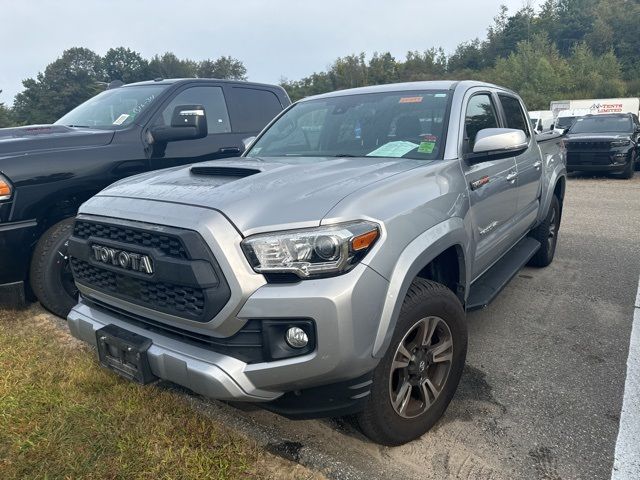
241, 221, 380, 279
611, 139, 631, 147
0, 174, 12, 201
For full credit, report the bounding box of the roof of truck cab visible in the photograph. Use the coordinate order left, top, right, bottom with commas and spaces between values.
122, 78, 286, 90
301, 80, 510, 101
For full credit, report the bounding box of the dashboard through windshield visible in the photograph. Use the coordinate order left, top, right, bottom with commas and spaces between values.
246, 90, 451, 161
55, 85, 168, 129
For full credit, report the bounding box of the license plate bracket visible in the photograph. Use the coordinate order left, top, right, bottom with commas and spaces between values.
95, 324, 157, 384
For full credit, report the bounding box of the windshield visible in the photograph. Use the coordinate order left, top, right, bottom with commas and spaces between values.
246, 90, 451, 160
55, 85, 167, 129
555, 116, 577, 129
569, 115, 633, 134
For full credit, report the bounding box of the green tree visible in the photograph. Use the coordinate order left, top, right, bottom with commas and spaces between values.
328, 53, 368, 89
13, 47, 103, 124
197, 56, 247, 80
147, 52, 197, 79
587, 0, 640, 77
491, 35, 571, 109
566, 43, 625, 98
102, 47, 149, 83
448, 40, 487, 72
0, 91, 14, 128
399, 49, 447, 81
367, 52, 399, 85
547, 0, 599, 54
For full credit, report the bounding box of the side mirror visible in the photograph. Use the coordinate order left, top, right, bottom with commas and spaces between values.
472, 128, 528, 157
150, 104, 208, 143
550, 124, 554, 130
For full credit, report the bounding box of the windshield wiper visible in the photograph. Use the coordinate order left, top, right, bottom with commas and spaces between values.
66, 124, 92, 128
332, 153, 359, 157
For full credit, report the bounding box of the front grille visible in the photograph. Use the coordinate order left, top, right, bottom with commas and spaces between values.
74, 220, 188, 259
567, 151, 613, 165
69, 218, 231, 323
565, 140, 611, 151
71, 258, 206, 320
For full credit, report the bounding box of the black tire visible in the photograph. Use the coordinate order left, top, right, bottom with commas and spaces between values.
356, 279, 467, 446
29, 218, 78, 318
528, 195, 560, 268
621, 155, 634, 179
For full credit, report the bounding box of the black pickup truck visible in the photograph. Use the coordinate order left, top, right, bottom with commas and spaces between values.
0, 78, 290, 316
565, 113, 640, 178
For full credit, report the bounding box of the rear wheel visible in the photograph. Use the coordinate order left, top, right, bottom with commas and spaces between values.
356, 279, 467, 446
29, 218, 78, 318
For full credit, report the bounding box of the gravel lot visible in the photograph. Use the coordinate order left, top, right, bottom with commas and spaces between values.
197, 174, 640, 480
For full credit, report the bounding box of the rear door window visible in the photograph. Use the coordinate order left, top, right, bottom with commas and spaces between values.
498, 94, 530, 138
227, 87, 283, 133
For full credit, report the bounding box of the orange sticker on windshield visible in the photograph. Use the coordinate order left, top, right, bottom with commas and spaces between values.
399, 96, 423, 103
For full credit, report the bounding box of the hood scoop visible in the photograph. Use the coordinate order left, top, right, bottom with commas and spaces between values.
190, 165, 262, 177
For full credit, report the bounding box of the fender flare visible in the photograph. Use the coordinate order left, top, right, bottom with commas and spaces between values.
538, 168, 566, 224
371, 217, 468, 358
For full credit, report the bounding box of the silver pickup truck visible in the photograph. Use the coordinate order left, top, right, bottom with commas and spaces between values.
67, 81, 566, 446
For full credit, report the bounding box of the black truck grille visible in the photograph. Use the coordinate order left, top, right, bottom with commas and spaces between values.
74, 221, 188, 259
69, 219, 231, 323
565, 141, 611, 151
567, 151, 612, 165
71, 258, 206, 319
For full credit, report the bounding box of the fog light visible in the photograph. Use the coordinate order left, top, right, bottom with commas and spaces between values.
285, 327, 309, 348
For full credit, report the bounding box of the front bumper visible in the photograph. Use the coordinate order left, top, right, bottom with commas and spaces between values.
68, 261, 388, 402
0, 219, 39, 304
567, 149, 632, 172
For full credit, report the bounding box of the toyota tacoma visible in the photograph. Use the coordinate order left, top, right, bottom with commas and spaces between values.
67, 81, 566, 445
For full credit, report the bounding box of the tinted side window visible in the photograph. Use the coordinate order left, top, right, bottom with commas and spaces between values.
228, 87, 283, 133
499, 94, 530, 137
159, 86, 231, 134
464, 94, 499, 152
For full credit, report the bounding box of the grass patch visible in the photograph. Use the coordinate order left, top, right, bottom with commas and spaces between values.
0, 307, 319, 480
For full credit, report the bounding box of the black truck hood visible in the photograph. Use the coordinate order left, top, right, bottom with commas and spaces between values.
565, 133, 632, 142
0, 124, 115, 156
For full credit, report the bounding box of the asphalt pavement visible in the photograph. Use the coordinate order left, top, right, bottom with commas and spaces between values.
199, 174, 640, 480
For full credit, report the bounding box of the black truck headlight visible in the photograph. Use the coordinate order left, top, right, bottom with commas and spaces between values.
0, 174, 12, 201
611, 139, 631, 147
241, 221, 380, 279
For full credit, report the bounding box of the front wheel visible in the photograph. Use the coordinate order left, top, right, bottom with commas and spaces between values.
620, 154, 635, 179
356, 279, 467, 446
528, 195, 560, 267
29, 218, 78, 318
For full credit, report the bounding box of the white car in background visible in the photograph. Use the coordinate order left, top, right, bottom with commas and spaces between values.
529, 110, 554, 132
554, 109, 591, 133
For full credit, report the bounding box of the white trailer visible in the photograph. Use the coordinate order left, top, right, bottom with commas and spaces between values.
550, 98, 640, 118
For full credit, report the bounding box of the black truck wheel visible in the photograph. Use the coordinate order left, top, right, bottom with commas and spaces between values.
29, 218, 78, 318
528, 195, 560, 267
621, 154, 635, 179
356, 279, 467, 446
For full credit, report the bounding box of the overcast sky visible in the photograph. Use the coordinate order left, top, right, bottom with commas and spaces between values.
0, 0, 536, 105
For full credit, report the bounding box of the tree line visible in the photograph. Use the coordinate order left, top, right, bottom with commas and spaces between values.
0, 48, 247, 126
281, 0, 639, 106
1, 0, 639, 128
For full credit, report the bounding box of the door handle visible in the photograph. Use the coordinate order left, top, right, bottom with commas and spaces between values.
533, 160, 542, 170
506, 171, 518, 182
